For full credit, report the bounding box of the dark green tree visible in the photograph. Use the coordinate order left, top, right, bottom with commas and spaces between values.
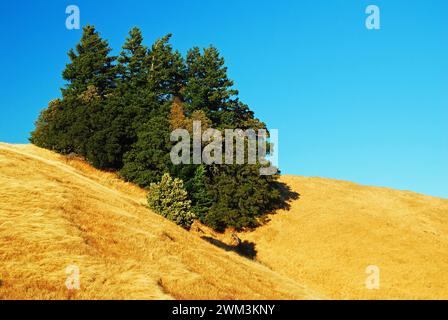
62, 25, 118, 98
31, 26, 286, 232
187, 165, 214, 221
117, 27, 149, 88
120, 35, 187, 185
30, 99, 61, 149
181, 45, 282, 230
33, 26, 121, 163
183, 46, 238, 124
203, 164, 281, 231
147, 34, 186, 100
120, 109, 172, 187
83, 27, 152, 169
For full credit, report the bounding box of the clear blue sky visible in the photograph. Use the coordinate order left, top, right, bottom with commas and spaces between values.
1, 0, 447, 198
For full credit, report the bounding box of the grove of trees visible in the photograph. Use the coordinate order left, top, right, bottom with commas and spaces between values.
31, 25, 286, 231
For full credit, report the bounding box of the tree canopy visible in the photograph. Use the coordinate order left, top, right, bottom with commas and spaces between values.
31, 25, 285, 231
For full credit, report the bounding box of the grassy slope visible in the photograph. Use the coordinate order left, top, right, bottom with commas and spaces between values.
0, 143, 319, 300
1, 143, 447, 300
239, 175, 448, 299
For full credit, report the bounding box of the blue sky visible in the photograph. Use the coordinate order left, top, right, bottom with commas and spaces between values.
1, 0, 447, 198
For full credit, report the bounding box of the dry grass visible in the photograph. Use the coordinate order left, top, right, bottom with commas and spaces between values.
239, 175, 448, 299
2, 143, 446, 300
0, 143, 319, 300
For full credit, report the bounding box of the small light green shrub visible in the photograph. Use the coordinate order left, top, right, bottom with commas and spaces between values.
148, 173, 195, 229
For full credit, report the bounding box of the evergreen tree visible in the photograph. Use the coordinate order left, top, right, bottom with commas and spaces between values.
84, 27, 153, 169
183, 46, 238, 124
117, 27, 149, 88
36, 25, 121, 164
120, 34, 188, 185
147, 34, 186, 100
120, 108, 172, 187
148, 173, 195, 229
31, 26, 286, 232
187, 165, 213, 221
30, 99, 61, 149
82, 94, 133, 169
62, 25, 118, 98
203, 164, 281, 231
182, 45, 282, 230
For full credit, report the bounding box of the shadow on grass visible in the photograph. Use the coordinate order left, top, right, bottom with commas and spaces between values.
201, 236, 257, 260
276, 180, 300, 210
257, 180, 301, 226
199, 180, 299, 260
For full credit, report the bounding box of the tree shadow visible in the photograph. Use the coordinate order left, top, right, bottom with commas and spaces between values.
256, 180, 301, 226
276, 181, 300, 210
259, 181, 300, 225
201, 236, 257, 260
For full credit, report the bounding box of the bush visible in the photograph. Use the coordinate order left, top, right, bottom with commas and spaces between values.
148, 173, 195, 229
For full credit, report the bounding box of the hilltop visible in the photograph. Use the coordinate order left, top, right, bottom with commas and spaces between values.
1, 143, 447, 299
239, 175, 448, 299
0, 143, 318, 300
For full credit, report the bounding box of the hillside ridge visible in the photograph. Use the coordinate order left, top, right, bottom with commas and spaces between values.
239, 174, 448, 299
1, 143, 447, 299
0, 143, 320, 300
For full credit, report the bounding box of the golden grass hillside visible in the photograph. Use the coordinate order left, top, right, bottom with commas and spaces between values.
2, 143, 447, 300
239, 175, 448, 300
0, 143, 320, 300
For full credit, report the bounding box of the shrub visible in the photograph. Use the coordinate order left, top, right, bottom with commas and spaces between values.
147, 173, 195, 228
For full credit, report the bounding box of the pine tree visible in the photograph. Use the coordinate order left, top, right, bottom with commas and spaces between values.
120, 109, 172, 187
183, 46, 238, 124
119, 35, 187, 185
83, 27, 153, 169
147, 34, 186, 100
187, 165, 213, 221
182, 45, 282, 230
31, 26, 286, 232
39, 25, 122, 165
62, 25, 118, 98
117, 27, 148, 88
203, 164, 281, 231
